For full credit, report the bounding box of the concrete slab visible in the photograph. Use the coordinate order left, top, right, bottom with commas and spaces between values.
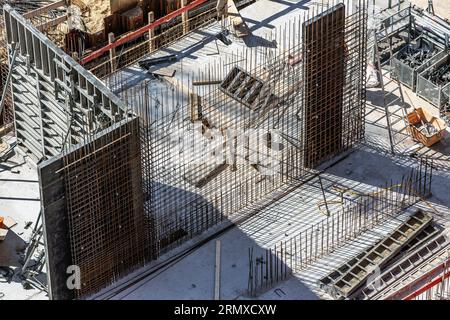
0, 135, 46, 300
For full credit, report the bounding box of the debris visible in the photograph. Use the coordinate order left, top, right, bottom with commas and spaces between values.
151, 68, 176, 78
2, 216, 17, 229
215, 31, 232, 46
419, 122, 438, 136
0, 266, 14, 283
400, 144, 421, 156
138, 54, 177, 70
424, 61, 450, 86
396, 38, 437, 69
24, 221, 33, 230
406, 107, 447, 146
366, 63, 379, 88
0, 228, 7, 241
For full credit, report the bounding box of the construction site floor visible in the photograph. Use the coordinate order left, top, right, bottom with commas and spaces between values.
0, 0, 449, 301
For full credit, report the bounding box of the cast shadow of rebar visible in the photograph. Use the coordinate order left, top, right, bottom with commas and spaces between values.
109, 180, 319, 300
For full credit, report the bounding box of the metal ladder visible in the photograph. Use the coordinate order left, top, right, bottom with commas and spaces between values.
358, 233, 448, 300
373, 26, 410, 154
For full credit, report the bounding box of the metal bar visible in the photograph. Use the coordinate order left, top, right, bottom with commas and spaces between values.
0, 44, 19, 117
81, 0, 208, 64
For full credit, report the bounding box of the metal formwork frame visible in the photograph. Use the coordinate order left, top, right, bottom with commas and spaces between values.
3, 5, 128, 161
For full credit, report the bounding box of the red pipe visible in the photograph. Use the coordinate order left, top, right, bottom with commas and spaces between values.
403, 270, 450, 300
81, 0, 208, 65
384, 258, 450, 300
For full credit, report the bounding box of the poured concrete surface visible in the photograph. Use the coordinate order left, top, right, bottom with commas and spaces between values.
0, 136, 47, 300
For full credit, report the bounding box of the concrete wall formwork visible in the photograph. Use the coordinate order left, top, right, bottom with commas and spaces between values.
4, 5, 149, 299
38, 117, 147, 299
3, 5, 129, 161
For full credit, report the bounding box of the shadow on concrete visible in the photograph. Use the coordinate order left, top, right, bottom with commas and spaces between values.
0, 230, 27, 268
243, 0, 312, 33
0, 229, 48, 291
94, 179, 320, 300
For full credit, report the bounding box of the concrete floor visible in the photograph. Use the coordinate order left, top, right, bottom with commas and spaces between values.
0, 135, 47, 300
95, 122, 449, 300
0, 0, 449, 300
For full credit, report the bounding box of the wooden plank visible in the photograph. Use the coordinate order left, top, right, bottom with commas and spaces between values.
23, 0, 66, 19
227, 0, 250, 37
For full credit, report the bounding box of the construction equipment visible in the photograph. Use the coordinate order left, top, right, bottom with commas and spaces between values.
406, 107, 447, 147
357, 233, 448, 300
319, 210, 433, 299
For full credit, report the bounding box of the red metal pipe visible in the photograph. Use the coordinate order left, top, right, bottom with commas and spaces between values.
384, 258, 450, 300
403, 270, 450, 300
81, 0, 208, 65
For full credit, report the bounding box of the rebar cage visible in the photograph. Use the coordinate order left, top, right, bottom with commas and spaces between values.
5, 0, 368, 299
109, 0, 368, 261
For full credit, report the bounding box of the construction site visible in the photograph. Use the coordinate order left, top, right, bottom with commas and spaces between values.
0, 0, 449, 301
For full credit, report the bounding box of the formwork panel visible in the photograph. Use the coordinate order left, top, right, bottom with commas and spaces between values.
303, 4, 346, 168
3, 5, 128, 161
39, 117, 150, 299
62, 118, 147, 299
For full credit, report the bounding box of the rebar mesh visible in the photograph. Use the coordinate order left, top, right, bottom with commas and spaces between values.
7, 1, 369, 299
105, 1, 368, 257
0, 0, 66, 126
247, 157, 434, 296
62, 118, 147, 299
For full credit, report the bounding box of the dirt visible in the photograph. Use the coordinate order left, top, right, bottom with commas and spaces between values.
82, 0, 111, 33
45, 0, 111, 48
